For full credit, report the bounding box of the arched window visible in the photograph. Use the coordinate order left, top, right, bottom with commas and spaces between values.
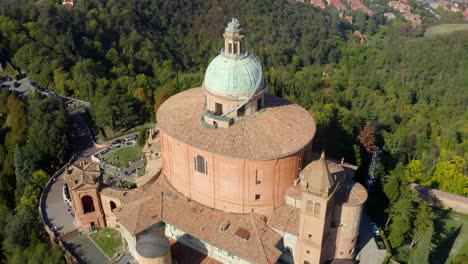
307, 201, 314, 212
110, 201, 117, 211
314, 203, 321, 216
196, 155, 206, 174
81, 195, 95, 213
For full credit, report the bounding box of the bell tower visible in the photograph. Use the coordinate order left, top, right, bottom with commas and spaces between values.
223, 18, 245, 55
297, 152, 336, 264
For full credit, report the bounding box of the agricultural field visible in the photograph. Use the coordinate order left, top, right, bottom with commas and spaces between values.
425, 24, 468, 37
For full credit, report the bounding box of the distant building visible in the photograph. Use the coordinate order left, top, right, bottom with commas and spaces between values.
384, 12, 397, 21
297, 0, 327, 9
66, 19, 367, 264
389, 0, 422, 27
62, 0, 74, 7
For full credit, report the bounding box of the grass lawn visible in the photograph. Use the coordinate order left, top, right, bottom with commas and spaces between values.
103, 172, 113, 181
136, 165, 146, 177
97, 122, 155, 144
431, 210, 468, 263
102, 146, 144, 169
425, 24, 468, 37
89, 227, 122, 257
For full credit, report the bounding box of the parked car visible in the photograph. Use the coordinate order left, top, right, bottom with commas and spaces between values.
63, 184, 72, 206
126, 134, 137, 141
112, 139, 123, 146
370, 222, 379, 236
374, 235, 386, 250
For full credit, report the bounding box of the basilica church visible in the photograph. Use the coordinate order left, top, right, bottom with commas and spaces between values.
65, 19, 367, 264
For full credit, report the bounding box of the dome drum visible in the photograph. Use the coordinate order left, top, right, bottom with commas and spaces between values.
201, 89, 265, 128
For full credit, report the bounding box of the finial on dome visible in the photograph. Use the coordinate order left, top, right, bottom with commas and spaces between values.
226, 18, 241, 33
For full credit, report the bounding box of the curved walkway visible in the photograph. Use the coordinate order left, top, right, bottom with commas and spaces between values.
40, 111, 108, 263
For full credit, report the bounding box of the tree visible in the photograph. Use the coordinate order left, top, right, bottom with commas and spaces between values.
411, 200, 435, 248
14, 146, 34, 203
409, 225, 434, 264
154, 81, 175, 116
358, 124, 377, 154
137, 128, 148, 147
427, 157, 467, 196
17, 170, 48, 211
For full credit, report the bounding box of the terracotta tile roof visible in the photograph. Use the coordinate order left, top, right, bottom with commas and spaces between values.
267, 204, 300, 236
114, 176, 283, 263
65, 162, 101, 190
334, 181, 368, 206
285, 184, 302, 200
329, 0, 347, 10
300, 152, 335, 195
115, 196, 162, 235
157, 88, 316, 160
100, 187, 129, 200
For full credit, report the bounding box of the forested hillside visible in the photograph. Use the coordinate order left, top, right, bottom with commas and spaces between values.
0, 0, 466, 263
0, 90, 69, 263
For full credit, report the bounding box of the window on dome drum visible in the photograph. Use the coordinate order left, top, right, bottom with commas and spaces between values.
228, 43, 232, 54
314, 203, 321, 216
195, 155, 206, 174
256, 169, 263, 185
307, 200, 314, 212
215, 103, 223, 115
257, 98, 263, 111
237, 105, 245, 117
234, 43, 238, 54
255, 194, 261, 200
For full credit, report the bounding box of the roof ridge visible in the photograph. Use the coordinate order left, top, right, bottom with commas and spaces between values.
132, 200, 145, 235
249, 215, 269, 264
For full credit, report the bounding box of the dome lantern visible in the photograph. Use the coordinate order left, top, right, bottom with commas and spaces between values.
223, 18, 245, 56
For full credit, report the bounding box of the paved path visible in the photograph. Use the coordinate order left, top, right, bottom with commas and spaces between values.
1, 76, 90, 107
356, 213, 387, 263
65, 236, 109, 264
42, 112, 105, 235
43, 172, 78, 235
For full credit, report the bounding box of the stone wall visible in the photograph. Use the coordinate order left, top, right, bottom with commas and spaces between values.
410, 183, 468, 215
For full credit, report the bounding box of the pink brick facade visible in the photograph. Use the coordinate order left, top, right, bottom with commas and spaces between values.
160, 129, 313, 214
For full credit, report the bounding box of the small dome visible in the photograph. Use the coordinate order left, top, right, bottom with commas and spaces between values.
204, 52, 264, 99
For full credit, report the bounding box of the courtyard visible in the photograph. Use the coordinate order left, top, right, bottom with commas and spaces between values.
101, 145, 144, 169
89, 227, 123, 258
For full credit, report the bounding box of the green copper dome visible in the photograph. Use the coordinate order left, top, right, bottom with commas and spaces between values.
203, 18, 265, 99
204, 52, 264, 99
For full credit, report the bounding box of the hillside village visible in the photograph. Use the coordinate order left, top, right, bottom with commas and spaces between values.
297, 0, 468, 28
